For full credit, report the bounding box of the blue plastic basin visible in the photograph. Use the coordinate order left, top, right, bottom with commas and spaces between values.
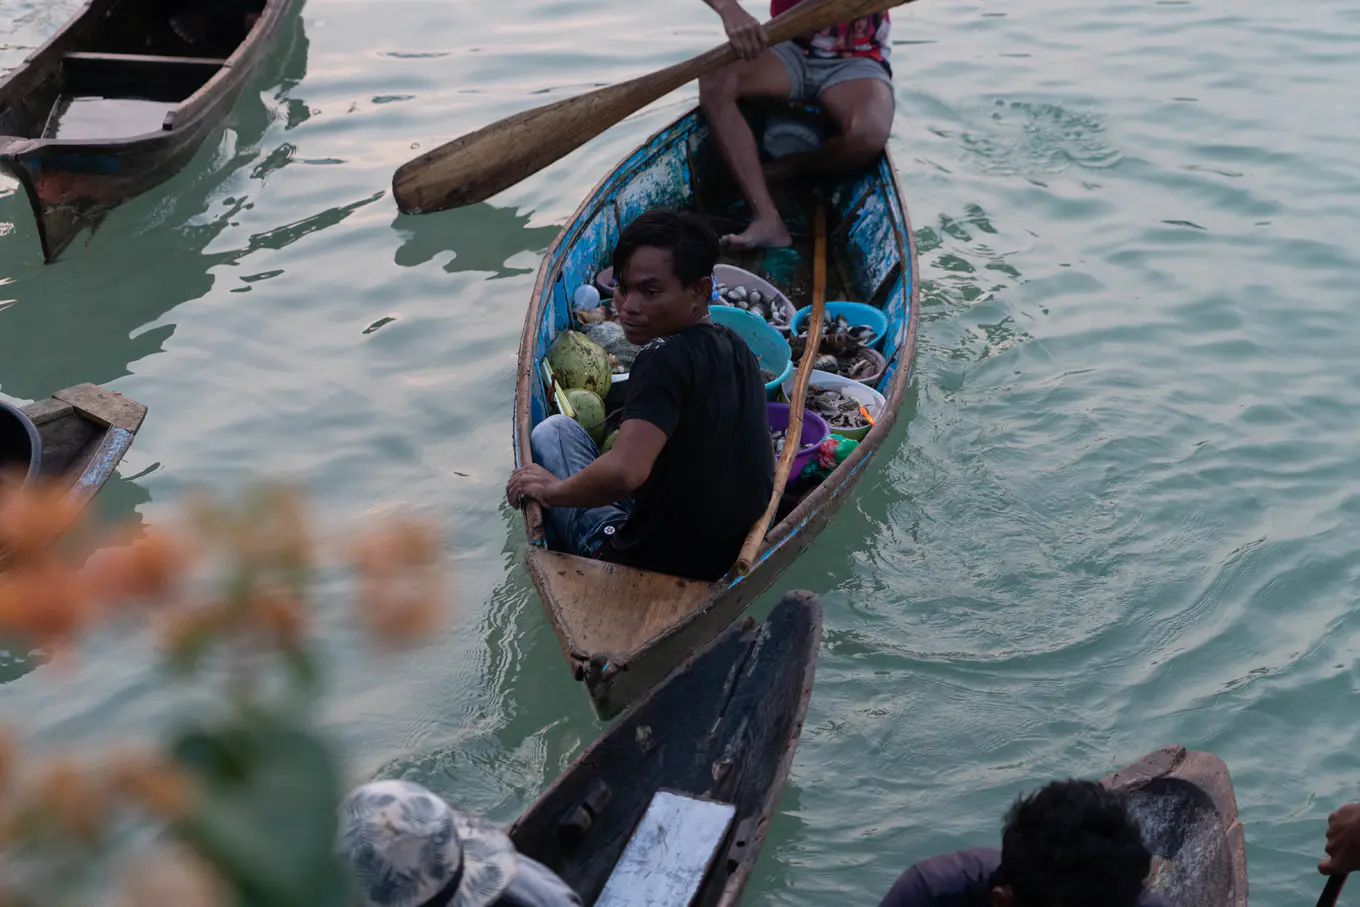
791, 301, 889, 349
710, 306, 794, 397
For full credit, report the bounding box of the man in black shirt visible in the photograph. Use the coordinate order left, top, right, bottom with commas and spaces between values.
507, 210, 774, 581
878, 780, 1172, 907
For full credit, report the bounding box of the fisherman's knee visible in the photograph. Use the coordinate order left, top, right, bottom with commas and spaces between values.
839, 115, 890, 167
530, 414, 575, 455
699, 67, 739, 109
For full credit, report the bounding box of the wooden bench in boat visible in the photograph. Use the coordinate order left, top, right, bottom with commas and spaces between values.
594, 791, 737, 907
43, 52, 231, 138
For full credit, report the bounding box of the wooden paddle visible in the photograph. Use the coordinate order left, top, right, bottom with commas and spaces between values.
1319, 874, 1348, 907
735, 205, 827, 575
392, 0, 916, 214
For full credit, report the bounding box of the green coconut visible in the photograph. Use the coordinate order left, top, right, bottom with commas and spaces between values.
601, 428, 620, 454
547, 331, 612, 397
564, 389, 607, 445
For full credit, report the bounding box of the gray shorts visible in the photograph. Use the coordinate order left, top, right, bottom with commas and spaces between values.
772, 42, 894, 103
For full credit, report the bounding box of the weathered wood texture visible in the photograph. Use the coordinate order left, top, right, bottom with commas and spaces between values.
527, 551, 720, 672
392, 0, 920, 214
510, 590, 821, 907
1102, 746, 1248, 907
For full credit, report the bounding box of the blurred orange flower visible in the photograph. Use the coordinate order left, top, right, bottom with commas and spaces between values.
109, 749, 200, 822
89, 527, 194, 604
0, 555, 97, 651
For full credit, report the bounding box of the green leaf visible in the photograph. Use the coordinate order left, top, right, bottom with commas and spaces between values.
169, 713, 350, 907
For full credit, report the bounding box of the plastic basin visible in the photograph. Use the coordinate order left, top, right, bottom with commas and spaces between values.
0, 400, 43, 491
713, 264, 797, 327
767, 402, 831, 488
792, 301, 889, 349
710, 306, 793, 398
780, 369, 887, 442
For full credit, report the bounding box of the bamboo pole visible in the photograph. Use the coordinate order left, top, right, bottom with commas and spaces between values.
735, 205, 827, 575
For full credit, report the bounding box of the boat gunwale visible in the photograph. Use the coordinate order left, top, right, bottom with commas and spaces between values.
514, 105, 917, 697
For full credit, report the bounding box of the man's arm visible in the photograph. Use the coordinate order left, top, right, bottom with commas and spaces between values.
507, 419, 667, 510
701, 0, 768, 60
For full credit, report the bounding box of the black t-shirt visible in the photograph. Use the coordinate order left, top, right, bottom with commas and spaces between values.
876, 848, 1174, 907
603, 321, 774, 581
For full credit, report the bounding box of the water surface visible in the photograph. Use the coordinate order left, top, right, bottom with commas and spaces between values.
2, 1, 1359, 904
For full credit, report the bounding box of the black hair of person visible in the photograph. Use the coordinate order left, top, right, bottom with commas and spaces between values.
998, 779, 1152, 907
613, 209, 720, 288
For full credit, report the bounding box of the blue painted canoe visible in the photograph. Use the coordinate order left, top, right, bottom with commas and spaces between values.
514, 106, 918, 717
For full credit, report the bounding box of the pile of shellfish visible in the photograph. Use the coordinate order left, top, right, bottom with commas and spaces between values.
807, 386, 870, 430
712, 281, 791, 332
790, 333, 881, 382
806, 312, 878, 345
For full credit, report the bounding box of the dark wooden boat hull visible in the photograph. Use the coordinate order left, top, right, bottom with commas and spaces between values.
1, 383, 147, 571
1102, 746, 1248, 907
0, 0, 301, 261
510, 590, 821, 907
515, 107, 918, 717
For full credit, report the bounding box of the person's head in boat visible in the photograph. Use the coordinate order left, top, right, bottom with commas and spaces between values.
336, 779, 581, 907
613, 210, 719, 345
992, 780, 1151, 907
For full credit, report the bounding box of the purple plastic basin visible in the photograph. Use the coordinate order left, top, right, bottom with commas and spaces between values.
767, 402, 831, 488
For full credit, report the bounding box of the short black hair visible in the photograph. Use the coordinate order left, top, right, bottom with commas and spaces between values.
613, 209, 719, 287
999, 780, 1151, 907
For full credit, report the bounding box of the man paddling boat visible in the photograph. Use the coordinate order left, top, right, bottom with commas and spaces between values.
878, 780, 1172, 907
507, 211, 774, 581
699, 0, 896, 249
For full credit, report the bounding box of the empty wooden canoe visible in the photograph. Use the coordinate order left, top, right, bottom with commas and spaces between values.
515, 105, 918, 717
510, 589, 821, 907
1102, 746, 1248, 907
1, 383, 147, 571
0, 0, 301, 261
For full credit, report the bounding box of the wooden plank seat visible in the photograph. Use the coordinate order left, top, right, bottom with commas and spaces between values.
59, 51, 228, 111
594, 791, 737, 907
63, 51, 230, 68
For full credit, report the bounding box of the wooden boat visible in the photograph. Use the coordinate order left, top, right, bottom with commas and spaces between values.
1102, 746, 1248, 907
0, 0, 301, 262
514, 105, 918, 717
510, 589, 820, 907
0, 383, 147, 570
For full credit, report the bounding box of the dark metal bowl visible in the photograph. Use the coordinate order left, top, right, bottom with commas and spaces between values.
0, 399, 43, 488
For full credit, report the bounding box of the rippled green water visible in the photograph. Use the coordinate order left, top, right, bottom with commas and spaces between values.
4, 0, 1360, 903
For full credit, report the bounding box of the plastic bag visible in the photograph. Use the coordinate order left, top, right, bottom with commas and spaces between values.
799, 434, 859, 481
582, 321, 643, 373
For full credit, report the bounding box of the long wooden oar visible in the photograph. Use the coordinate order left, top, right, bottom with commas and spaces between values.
1319, 874, 1348, 907
735, 205, 827, 575
393, 0, 916, 214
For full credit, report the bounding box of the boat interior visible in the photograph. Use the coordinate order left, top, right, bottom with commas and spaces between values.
510, 593, 819, 906
0, 0, 266, 141
528, 102, 912, 540
24, 397, 114, 483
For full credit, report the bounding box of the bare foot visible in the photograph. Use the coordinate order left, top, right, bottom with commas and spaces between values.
721, 216, 791, 251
